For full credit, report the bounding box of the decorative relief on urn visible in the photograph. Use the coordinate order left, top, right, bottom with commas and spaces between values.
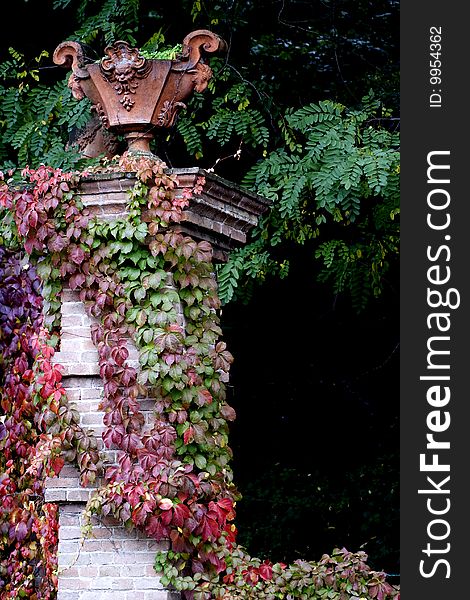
53, 30, 226, 155
94, 102, 109, 128
100, 41, 152, 111
192, 63, 213, 93
156, 100, 186, 128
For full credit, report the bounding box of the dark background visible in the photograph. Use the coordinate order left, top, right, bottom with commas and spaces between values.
224, 250, 399, 572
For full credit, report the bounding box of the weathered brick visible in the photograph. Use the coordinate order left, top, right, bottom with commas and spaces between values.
98, 203, 129, 214
60, 337, 95, 352
72, 401, 96, 413
58, 552, 78, 568
82, 538, 103, 550
81, 387, 103, 399
64, 388, 82, 398
57, 542, 80, 555
110, 528, 138, 541
73, 551, 93, 566
90, 577, 115, 590
119, 564, 148, 577
54, 351, 86, 364
116, 539, 149, 552
44, 489, 67, 502
80, 351, 100, 363
98, 565, 121, 577
62, 363, 100, 376
147, 540, 167, 552
60, 578, 90, 590
143, 591, 173, 599
86, 425, 105, 437
89, 552, 115, 564
60, 526, 82, 540
145, 564, 157, 576
62, 301, 87, 315
61, 289, 78, 301
79, 592, 127, 600
57, 592, 81, 600
46, 476, 80, 489
61, 314, 85, 327
60, 339, 94, 351
60, 505, 83, 517
111, 579, 135, 591
97, 540, 125, 552
139, 399, 155, 412
96, 209, 128, 220
128, 593, 145, 600
134, 577, 164, 590
54, 354, 82, 366
62, 465, 82, 477
89, 527, 112, 539
82, 565, 99, 577
80, 413, 104, 426
67, 488, 94, 502
129, 553, 158, 565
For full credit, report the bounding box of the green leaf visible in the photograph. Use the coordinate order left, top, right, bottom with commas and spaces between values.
194, 454, 207, 470
134, 287, 146, 302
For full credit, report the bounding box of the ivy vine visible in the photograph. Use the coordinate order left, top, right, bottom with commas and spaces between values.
0, 244, 96, 598
0, 155, 399, 599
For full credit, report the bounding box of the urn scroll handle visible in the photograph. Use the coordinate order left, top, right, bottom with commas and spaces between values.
52, 41, 90, 80
172, 29, 228, 72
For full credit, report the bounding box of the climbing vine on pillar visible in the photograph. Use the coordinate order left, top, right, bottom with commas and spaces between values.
0, 157, 399, 600
0, 247, 86, 598
0, 170, 103, 598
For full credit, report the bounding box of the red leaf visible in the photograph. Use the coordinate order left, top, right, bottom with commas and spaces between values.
127, 484, 145, 507
12, 521, 28, 542
48, 233, 67, 253
24, 236, 36, 254
197, 514, 220, 541
161, 508, 173, 526
173, 502, 191, 527
158, 498, 173, 511
69, 272, 86, 289
122, 433, 144, 453
146, 515, 169, 539
220, 403, 236, 421
217, 498, 233, 512
132, 500, 153, 527
259, 561, 273, 581
111, 345, 129, 367
69, 245, 85, 264
28, 209, 38, 228
196, 388, 213, 406
223, 522, 238, 545
183, 426, 194, 445
169, 529, 191, 553
51, 456, 65, 476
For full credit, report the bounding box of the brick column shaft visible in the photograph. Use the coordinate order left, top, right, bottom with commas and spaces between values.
45, 171, 269, 598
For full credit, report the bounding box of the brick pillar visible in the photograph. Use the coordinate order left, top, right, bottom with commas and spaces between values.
45, 170, 269, 599
45, 288, 176, 599
55, 505, 176, 600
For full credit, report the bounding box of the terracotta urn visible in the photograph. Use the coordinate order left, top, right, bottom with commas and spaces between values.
53, 30, 226, 154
